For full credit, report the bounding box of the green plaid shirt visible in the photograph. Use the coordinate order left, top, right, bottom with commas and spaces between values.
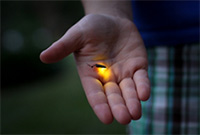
129, 44, 200, 134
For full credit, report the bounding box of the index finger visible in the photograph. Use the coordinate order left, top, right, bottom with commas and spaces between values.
80, 76, 113, 124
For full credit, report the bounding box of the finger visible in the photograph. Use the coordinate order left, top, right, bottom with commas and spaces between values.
104, 82, 131, 125
119, 78, 142, 120
81, 76, 113, 124
40, 24, 82, 63
133, 69, 151, 101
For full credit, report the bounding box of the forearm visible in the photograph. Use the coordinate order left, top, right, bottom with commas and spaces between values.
81, 0, 133, 20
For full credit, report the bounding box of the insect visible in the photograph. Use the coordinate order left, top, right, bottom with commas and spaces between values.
87, 63, 107, 68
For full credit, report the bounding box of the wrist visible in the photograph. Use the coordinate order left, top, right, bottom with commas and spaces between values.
81, 0, 133, 21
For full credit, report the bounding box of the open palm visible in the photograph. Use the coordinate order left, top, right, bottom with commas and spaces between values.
40, 14, 150, 124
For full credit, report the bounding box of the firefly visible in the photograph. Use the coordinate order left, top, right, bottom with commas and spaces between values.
87, 63, 106, 69
88, 63, 111, 82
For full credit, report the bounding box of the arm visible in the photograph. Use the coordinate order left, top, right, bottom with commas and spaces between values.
40, 0, 150, 125
82, 0, 133, 20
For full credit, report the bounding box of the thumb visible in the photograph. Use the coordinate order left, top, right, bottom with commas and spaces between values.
40, 24, 82, 64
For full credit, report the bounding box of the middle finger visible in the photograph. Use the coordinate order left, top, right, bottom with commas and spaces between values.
104, 82, 132, 124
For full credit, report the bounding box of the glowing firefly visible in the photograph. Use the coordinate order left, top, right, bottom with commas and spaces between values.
88, 63, 111, 82
87, 64, 106, 69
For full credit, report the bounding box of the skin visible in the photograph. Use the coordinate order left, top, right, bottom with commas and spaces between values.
40, 1, 150, 125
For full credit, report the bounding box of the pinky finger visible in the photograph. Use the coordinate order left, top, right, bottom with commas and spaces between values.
133, 69, 151, 101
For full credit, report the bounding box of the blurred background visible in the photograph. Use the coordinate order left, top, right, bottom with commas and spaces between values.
1, 1, 127, 134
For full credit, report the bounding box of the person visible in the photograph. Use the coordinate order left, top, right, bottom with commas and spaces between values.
40, 0, 199, 134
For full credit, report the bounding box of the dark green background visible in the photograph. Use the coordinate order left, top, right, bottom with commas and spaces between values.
1, 1, 127, 134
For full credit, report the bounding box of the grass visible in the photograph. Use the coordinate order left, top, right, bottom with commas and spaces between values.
1, 55, 127, 134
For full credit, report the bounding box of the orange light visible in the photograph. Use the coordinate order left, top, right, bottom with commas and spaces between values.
96, 67, 111, 82
97, 67, 107, 75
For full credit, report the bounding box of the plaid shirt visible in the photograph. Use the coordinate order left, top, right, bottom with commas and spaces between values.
129, 44, 200, 134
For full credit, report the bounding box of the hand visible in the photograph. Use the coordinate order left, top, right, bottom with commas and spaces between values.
40, 14, 150, 125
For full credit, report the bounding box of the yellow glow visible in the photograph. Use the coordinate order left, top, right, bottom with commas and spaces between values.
97, 68, 107, 75
92, 54, 108, 61
96, 67, 111, 82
